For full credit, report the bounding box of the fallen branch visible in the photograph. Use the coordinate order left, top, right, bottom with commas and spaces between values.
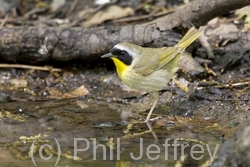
0, 0, 249, 63
0, 64, 62, 72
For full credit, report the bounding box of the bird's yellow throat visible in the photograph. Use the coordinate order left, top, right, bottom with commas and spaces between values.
111, 57, 128, 79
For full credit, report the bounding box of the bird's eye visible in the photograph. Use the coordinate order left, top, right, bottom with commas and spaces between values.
120, 51, 126, 56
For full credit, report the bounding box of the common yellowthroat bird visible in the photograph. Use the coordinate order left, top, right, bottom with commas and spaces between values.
102, 27, 205, 122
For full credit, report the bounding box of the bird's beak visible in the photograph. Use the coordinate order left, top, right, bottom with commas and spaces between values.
101, 53, 113, 58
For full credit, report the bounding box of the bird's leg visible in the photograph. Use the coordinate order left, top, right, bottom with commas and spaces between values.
145, 92, 159, 122
146, 121, 159, 143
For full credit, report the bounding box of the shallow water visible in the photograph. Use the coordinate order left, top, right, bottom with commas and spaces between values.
0, 66, 248, 166
0, 99, 222, 167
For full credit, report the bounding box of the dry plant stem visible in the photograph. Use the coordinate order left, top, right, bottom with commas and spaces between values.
0, 64, 61, 72
215, 82, 250, 88
198, 81, 250, 89
113, 10, 172, 23
122, 124, 151, 139
172, 75, 189, 93
204, 63, 217, 76
199, 33, 214, 59
24, 8, 47, 19
71, 3, 110, 26
0, 14, 9, 27
67, 0, 79, 16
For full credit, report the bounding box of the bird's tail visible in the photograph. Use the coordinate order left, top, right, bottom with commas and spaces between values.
175, 26, 206, 50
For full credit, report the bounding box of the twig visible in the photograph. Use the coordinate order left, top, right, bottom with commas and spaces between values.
24, 8, 48, 19
199, 32, 215, 59
172, 75, 189, 93
204, 63, 217, 76
113, 10, 172, 23
198, 81, 250, 89
215, 82, 250, 88
0, 18, 23, 25
71, 3, 110, 27
66, 0, 79, 16
0, 14, 9, 27
0, 64, 62, 72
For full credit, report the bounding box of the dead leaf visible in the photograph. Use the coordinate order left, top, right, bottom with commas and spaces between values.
46, 85, 88, 99
9, 79, 27, 88
69, 85, 89, 97
78, 8, 94, 18
50, 0, 66, 12
206, 23, 238, 38
76, 100, 89, 109
47, 89, 63, 99
82, 5, 134, 27
178, 52, 205, 76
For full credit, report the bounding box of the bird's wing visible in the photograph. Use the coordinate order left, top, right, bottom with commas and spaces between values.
133, 47, 180, 76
